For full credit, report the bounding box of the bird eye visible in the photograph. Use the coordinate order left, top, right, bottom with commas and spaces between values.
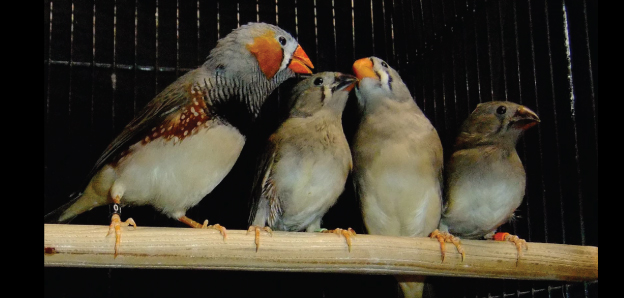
278, 36, 287, 46
313, 78, 323, 86
381, 61, 389, 68
496, 106, 507, 115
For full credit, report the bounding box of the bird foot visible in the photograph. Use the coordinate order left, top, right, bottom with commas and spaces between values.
246, 226, 274, 252
430, 229, 465, 262
320, 228, 356, 252
179, 216, 227, 240
106, 213, 137, 258
493, 232, 528, 264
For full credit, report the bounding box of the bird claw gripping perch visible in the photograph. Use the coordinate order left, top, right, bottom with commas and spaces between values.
319, 228, 357, 252
178, 216, 227, 240
430, 229, 465, 262
493, 232, 528, 264
105, 203, 137, 258
247, 226, 273, 252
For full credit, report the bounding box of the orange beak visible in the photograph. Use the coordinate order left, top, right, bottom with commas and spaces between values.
352, 58, 377, 80
288, 45, 314, 74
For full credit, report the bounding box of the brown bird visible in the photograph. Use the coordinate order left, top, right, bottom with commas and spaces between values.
44, 22, 314, 257
433, 101, 540, 263
248, 72, 356, 252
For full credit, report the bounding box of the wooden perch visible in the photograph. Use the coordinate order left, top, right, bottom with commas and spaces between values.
44, 224, 597, 282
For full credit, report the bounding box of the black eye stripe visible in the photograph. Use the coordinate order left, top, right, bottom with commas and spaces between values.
374, 70, 382, 80
374, 69, 393, 91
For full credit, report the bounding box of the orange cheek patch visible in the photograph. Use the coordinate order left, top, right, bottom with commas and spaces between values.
246, 31, 283, 80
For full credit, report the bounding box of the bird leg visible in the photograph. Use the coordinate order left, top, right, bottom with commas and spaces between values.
320, 228, 357, 252
430, 229, 465, 262
246, 226, 274, 252
493, 232, 528, 263
178, 216, 227, 240
105, 196, 137, 258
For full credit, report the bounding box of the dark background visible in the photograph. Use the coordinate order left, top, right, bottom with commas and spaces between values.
44, 0, 598, 297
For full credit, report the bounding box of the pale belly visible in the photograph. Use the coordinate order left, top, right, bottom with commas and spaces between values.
274, 155, 350, 231
113, 123, 245, 218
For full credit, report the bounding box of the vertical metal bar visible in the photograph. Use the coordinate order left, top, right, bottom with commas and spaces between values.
217, 1, 220, 39
275, 0, 278, 25
380, 0, 388, 59
472, 0, 482, 103
526, 0, 549, 244
370, 0, 375, 55
438, 0, 448, 134
197, 0, 200, 67
582, 0, 597, 156
351, 0, 355, 60
46, 0, 53, 123
176, 0, 180, 77
332, 0, 338, 68
68, 1, 74, 116
484, 0, 495, 101
513, 0, 539, 246
463, 0, 471, 113
134, 0, 138, 115
295, 0, 298, 38
111, 0, 117, 129
418, 0, 428, 113
389, 0, 396, 61
543, 0, 567, 245
313, 0, 319, 62
562, 3, 587, 274
497, 0, 509, 102
450, 0, 459, 132
91, 1, 96, 128
155, 0, 159, 94
581, 1, 596, 294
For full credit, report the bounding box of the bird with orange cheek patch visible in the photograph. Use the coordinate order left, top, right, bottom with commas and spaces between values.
351, 57, 443, 298
44, 22, 314, 257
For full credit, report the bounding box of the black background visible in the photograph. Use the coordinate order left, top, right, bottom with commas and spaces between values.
44, 0, 598, 297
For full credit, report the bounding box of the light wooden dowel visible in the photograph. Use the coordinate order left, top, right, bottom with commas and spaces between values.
44, 224, 597, 282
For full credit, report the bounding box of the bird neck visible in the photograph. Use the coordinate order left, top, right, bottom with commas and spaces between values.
196, 66, 292, 134
454, 134, 517, 154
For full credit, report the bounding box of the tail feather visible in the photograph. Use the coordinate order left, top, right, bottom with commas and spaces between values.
44, 192, 84, 223
397, 275, 434, 298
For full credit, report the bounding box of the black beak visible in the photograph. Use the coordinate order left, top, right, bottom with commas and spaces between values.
334, 73, 358, 91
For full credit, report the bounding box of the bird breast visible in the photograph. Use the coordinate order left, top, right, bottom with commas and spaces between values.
272, 116, 351, 230
111, 122, 246, 218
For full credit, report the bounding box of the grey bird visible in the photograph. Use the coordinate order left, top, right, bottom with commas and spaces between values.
248, 72, 356, 251
351, 57, 444, 298
433, 101, 539, 262
44, 22, 314, 257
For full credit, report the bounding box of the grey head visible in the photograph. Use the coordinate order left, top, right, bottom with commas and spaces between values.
352, 56, 413, 111
203, 22, 314, 85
